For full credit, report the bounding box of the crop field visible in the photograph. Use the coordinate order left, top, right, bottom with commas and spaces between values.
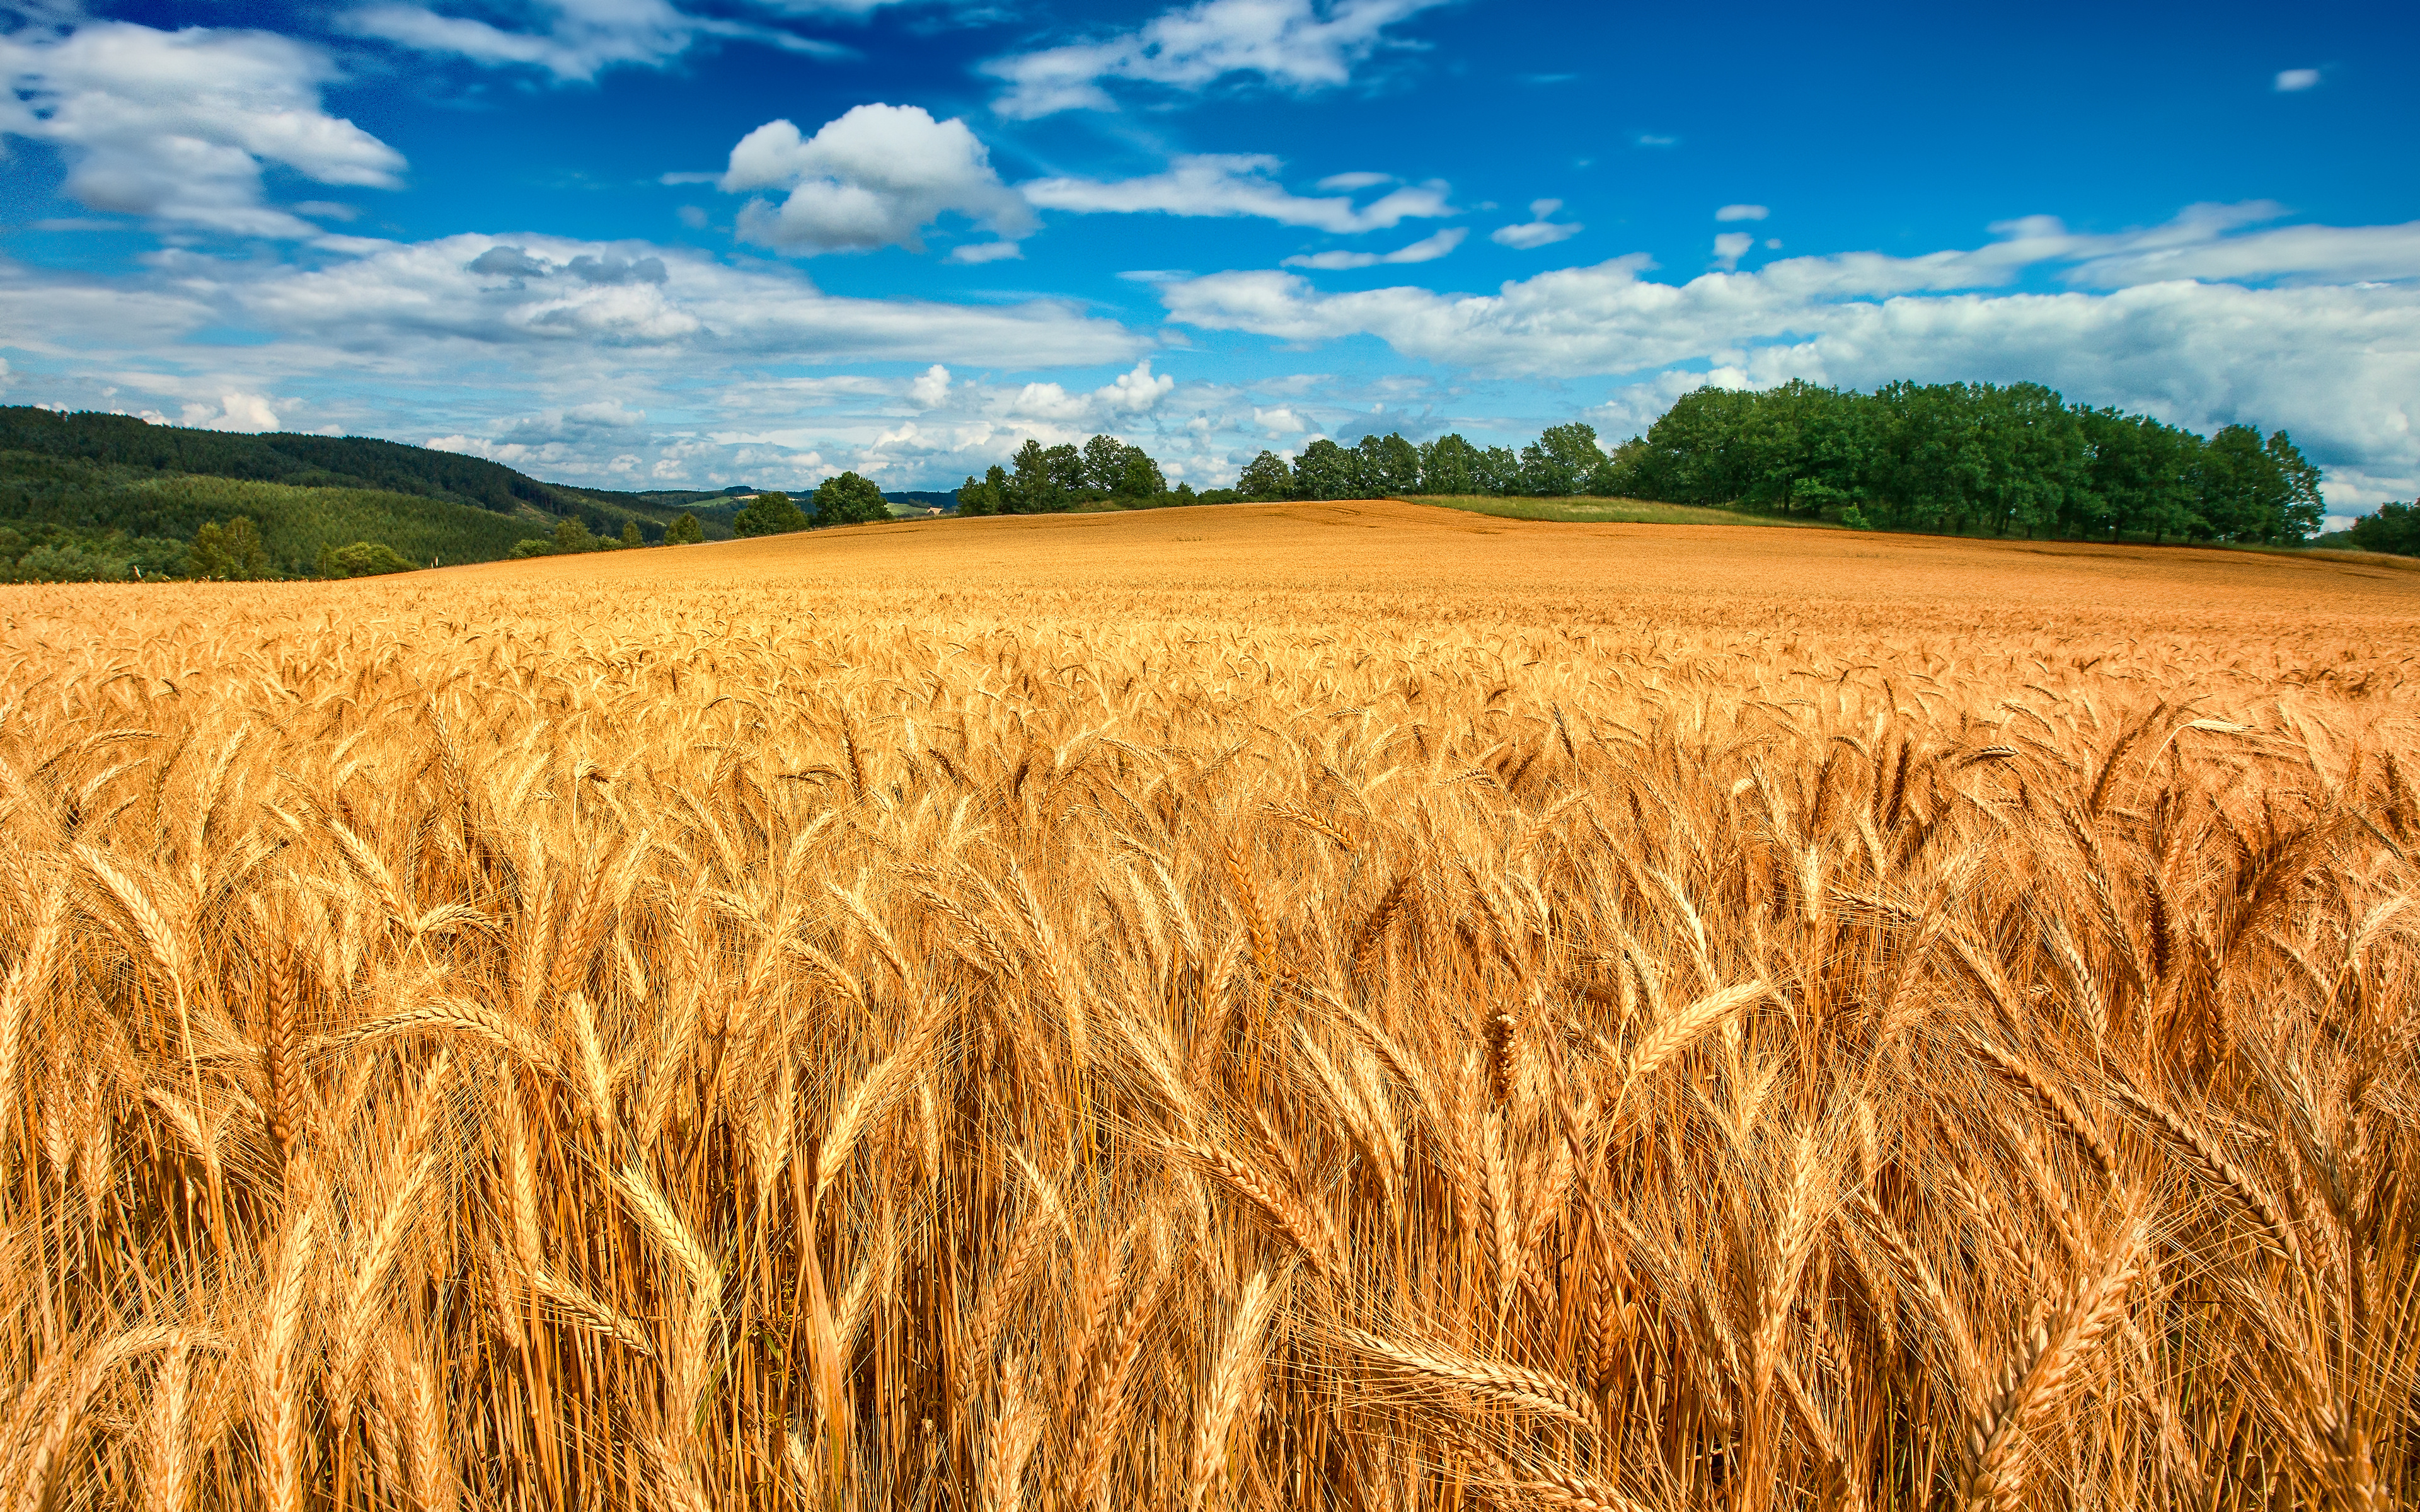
1, 498, 2417, 1511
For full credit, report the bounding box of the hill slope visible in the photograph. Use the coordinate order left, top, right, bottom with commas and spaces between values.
0, 406, 742, 578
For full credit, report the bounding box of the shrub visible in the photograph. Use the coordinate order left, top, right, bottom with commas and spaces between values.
320, 541, 417, 578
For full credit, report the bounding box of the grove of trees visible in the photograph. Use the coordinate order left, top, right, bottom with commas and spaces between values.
955, 437, 1198, 515
1226, 381, 2331, 546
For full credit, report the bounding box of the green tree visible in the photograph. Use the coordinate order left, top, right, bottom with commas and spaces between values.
1238, 451, 1292, 500
1520, 421, 1605, 496
553, 515, 597, 551
1008, 440, 1057, 513
1115, 447, 1165, 500
2348, 501, 2420, 556
1474, 445, 1523, 496
188, 517, 272, 580
1044, 444, 1087, 503
665, 512, 704, 544
1081, 434, 1129, 494
2266, 430, 2325, 542
733, 491, 809, 536
620, 519, 643, 547
1292, 438, 1356, 499
1417, 434, 1482, 495
812, 472, 889, 527
322, 541, 415, 577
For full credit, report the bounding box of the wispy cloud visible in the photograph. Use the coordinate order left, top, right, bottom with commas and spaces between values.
1025, 155, 1453, 232
983, 0, 1451, 118
1491, 198, 1581, 249
2273, 67, 2320, 91
1283, 226, 1465, 268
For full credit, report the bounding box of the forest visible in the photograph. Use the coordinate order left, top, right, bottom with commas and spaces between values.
1221, 381, 2340, 546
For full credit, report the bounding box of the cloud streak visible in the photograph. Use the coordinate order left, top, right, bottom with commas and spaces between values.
984, 0, 1451, 118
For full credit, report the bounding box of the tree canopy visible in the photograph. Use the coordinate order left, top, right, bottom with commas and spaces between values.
1219, 380, 2327, 546
812, 472, 890, 527
732, 490, 809, 536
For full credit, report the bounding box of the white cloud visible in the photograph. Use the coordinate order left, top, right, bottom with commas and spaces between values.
2274, 67, 2320, 92
1716, 203, 1768, 222
984, 0, 1450, 118
181, 392, 282, 431
0, 22, 405, 238
1156, 210, 2420, 501
347, 0, 849, 82
1025, 154, 1451, 233
1317, 170, 1392, 191
1283, 226, 1465, 268
721, 104, 1034, 256
947, 240, 1024, 263
1712, 231, 1754, 270
1253, 406, 1306, 433
908, 364, 951, 408
1097, 358, 1174, 413
1491, 199, 1581, 249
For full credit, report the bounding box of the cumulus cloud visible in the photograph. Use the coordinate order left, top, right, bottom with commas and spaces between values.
181, 392, 283, 431
1156, 209, 2420, 501
1097, 358, 1174, 413
1283, 226, 1465, 269
1712, 231, 1754, 270
720, 104, 1034, 256
0, 22, 405, 237
984, 0, 1450, 118
1715, 203, 1768, 222
2274, 67, 2320, 91
1491, 199, 1581, 249
1025, 154, 1452, 233
908, 364, 951, 409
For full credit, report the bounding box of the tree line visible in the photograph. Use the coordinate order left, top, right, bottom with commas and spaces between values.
1208, 381, 2329, 546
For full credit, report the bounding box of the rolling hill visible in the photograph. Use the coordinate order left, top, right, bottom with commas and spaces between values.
0, 406, 746, 580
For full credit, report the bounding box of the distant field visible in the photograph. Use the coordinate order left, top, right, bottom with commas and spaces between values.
6, 499, 2417, 1511
1404, 491, 1842, 528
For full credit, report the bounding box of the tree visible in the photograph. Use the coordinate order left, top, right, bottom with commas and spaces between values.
1043, 444, 1087, 503
733, 491, 809, 536
666, 512, 705, 544
2266, 430, 2325, 542
1474, 445, 1523, 496
1081, 435, 1130, 494
1238, 451, 1292, 500
1115, 446, 1165, 500
620, 520, 643, 547
1292, 439, 1355, 500
553, 516, 595, 552
1371, 432, 1420, 496
188, 517, 271, 580
1521, 421, 1605, 496
2348, 501, 2420, 556
812, 472, 889, 527
1419, 434, 1482, 495
1008, 440, 1057, 513
321, 541, 415, 577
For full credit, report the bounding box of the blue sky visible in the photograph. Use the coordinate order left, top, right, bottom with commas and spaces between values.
2, 0, 2413, 513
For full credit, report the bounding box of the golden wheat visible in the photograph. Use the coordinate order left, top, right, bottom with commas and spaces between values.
0, 501, 2415, 1509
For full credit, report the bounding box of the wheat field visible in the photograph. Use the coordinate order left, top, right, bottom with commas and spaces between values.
3, 499, 2417, 1511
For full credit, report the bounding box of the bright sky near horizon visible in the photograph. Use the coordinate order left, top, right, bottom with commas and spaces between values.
1, 0, 2412, 512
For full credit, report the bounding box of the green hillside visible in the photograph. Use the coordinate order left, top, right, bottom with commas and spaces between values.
0, 406, 741, 580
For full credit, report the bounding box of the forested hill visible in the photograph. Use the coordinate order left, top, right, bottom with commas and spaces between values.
0, 406, 737, 517
0, 406, 742, 580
